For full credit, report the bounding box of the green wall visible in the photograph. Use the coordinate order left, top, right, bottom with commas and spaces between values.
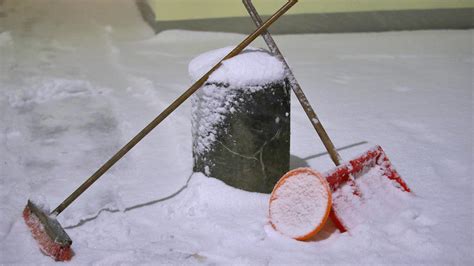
148, 0, 474, 21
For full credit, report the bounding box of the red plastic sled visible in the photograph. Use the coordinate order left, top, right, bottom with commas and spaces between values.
323, 145, 411, 232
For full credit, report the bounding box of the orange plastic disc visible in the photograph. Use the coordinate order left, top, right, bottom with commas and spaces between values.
269, 168, 332, 241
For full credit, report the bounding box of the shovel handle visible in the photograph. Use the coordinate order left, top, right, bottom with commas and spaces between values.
51, 0, 298, 216
242, 0, 342, 166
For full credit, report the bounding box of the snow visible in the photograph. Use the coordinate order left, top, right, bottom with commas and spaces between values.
332, 164, 413, 231
191, 83, 232, 155
0, 31, 12, 46
188, 46, 286, 87
269, 169, 330, 239
0, 0, 473, 264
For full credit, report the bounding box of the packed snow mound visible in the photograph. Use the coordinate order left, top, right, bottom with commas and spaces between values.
188, 46, 286, 87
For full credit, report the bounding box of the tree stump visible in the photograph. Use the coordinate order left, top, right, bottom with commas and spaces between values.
189, 47, 290, 193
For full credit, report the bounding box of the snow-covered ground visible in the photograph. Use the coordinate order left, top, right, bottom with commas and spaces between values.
1, 0, 472, 264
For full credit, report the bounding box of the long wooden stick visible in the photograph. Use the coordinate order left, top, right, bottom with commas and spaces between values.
51, 0, 298, 216
242, 0, 342, 166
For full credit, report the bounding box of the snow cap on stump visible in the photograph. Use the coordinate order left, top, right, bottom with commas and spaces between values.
188, 46, 286, 87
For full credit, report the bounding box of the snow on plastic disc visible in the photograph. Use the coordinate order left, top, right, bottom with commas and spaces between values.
269, 168, 331, 239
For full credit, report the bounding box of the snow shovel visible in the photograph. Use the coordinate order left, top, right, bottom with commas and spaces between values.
22, 0, 299, 261
243, 0, 411, 234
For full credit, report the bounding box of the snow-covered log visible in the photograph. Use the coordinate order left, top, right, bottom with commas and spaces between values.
189, 47, 290, 193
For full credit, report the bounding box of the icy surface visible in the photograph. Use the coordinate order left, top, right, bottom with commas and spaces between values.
0, 0, 473, 264
270, 170, 330, 238
188, 46, 286, 87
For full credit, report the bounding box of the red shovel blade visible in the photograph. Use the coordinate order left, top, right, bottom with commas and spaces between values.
323, 145, 411, 232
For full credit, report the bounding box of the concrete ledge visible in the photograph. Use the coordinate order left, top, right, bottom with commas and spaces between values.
137, 3, 473, 34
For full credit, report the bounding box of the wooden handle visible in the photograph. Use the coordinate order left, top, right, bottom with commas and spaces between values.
242, 0, 342, 166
